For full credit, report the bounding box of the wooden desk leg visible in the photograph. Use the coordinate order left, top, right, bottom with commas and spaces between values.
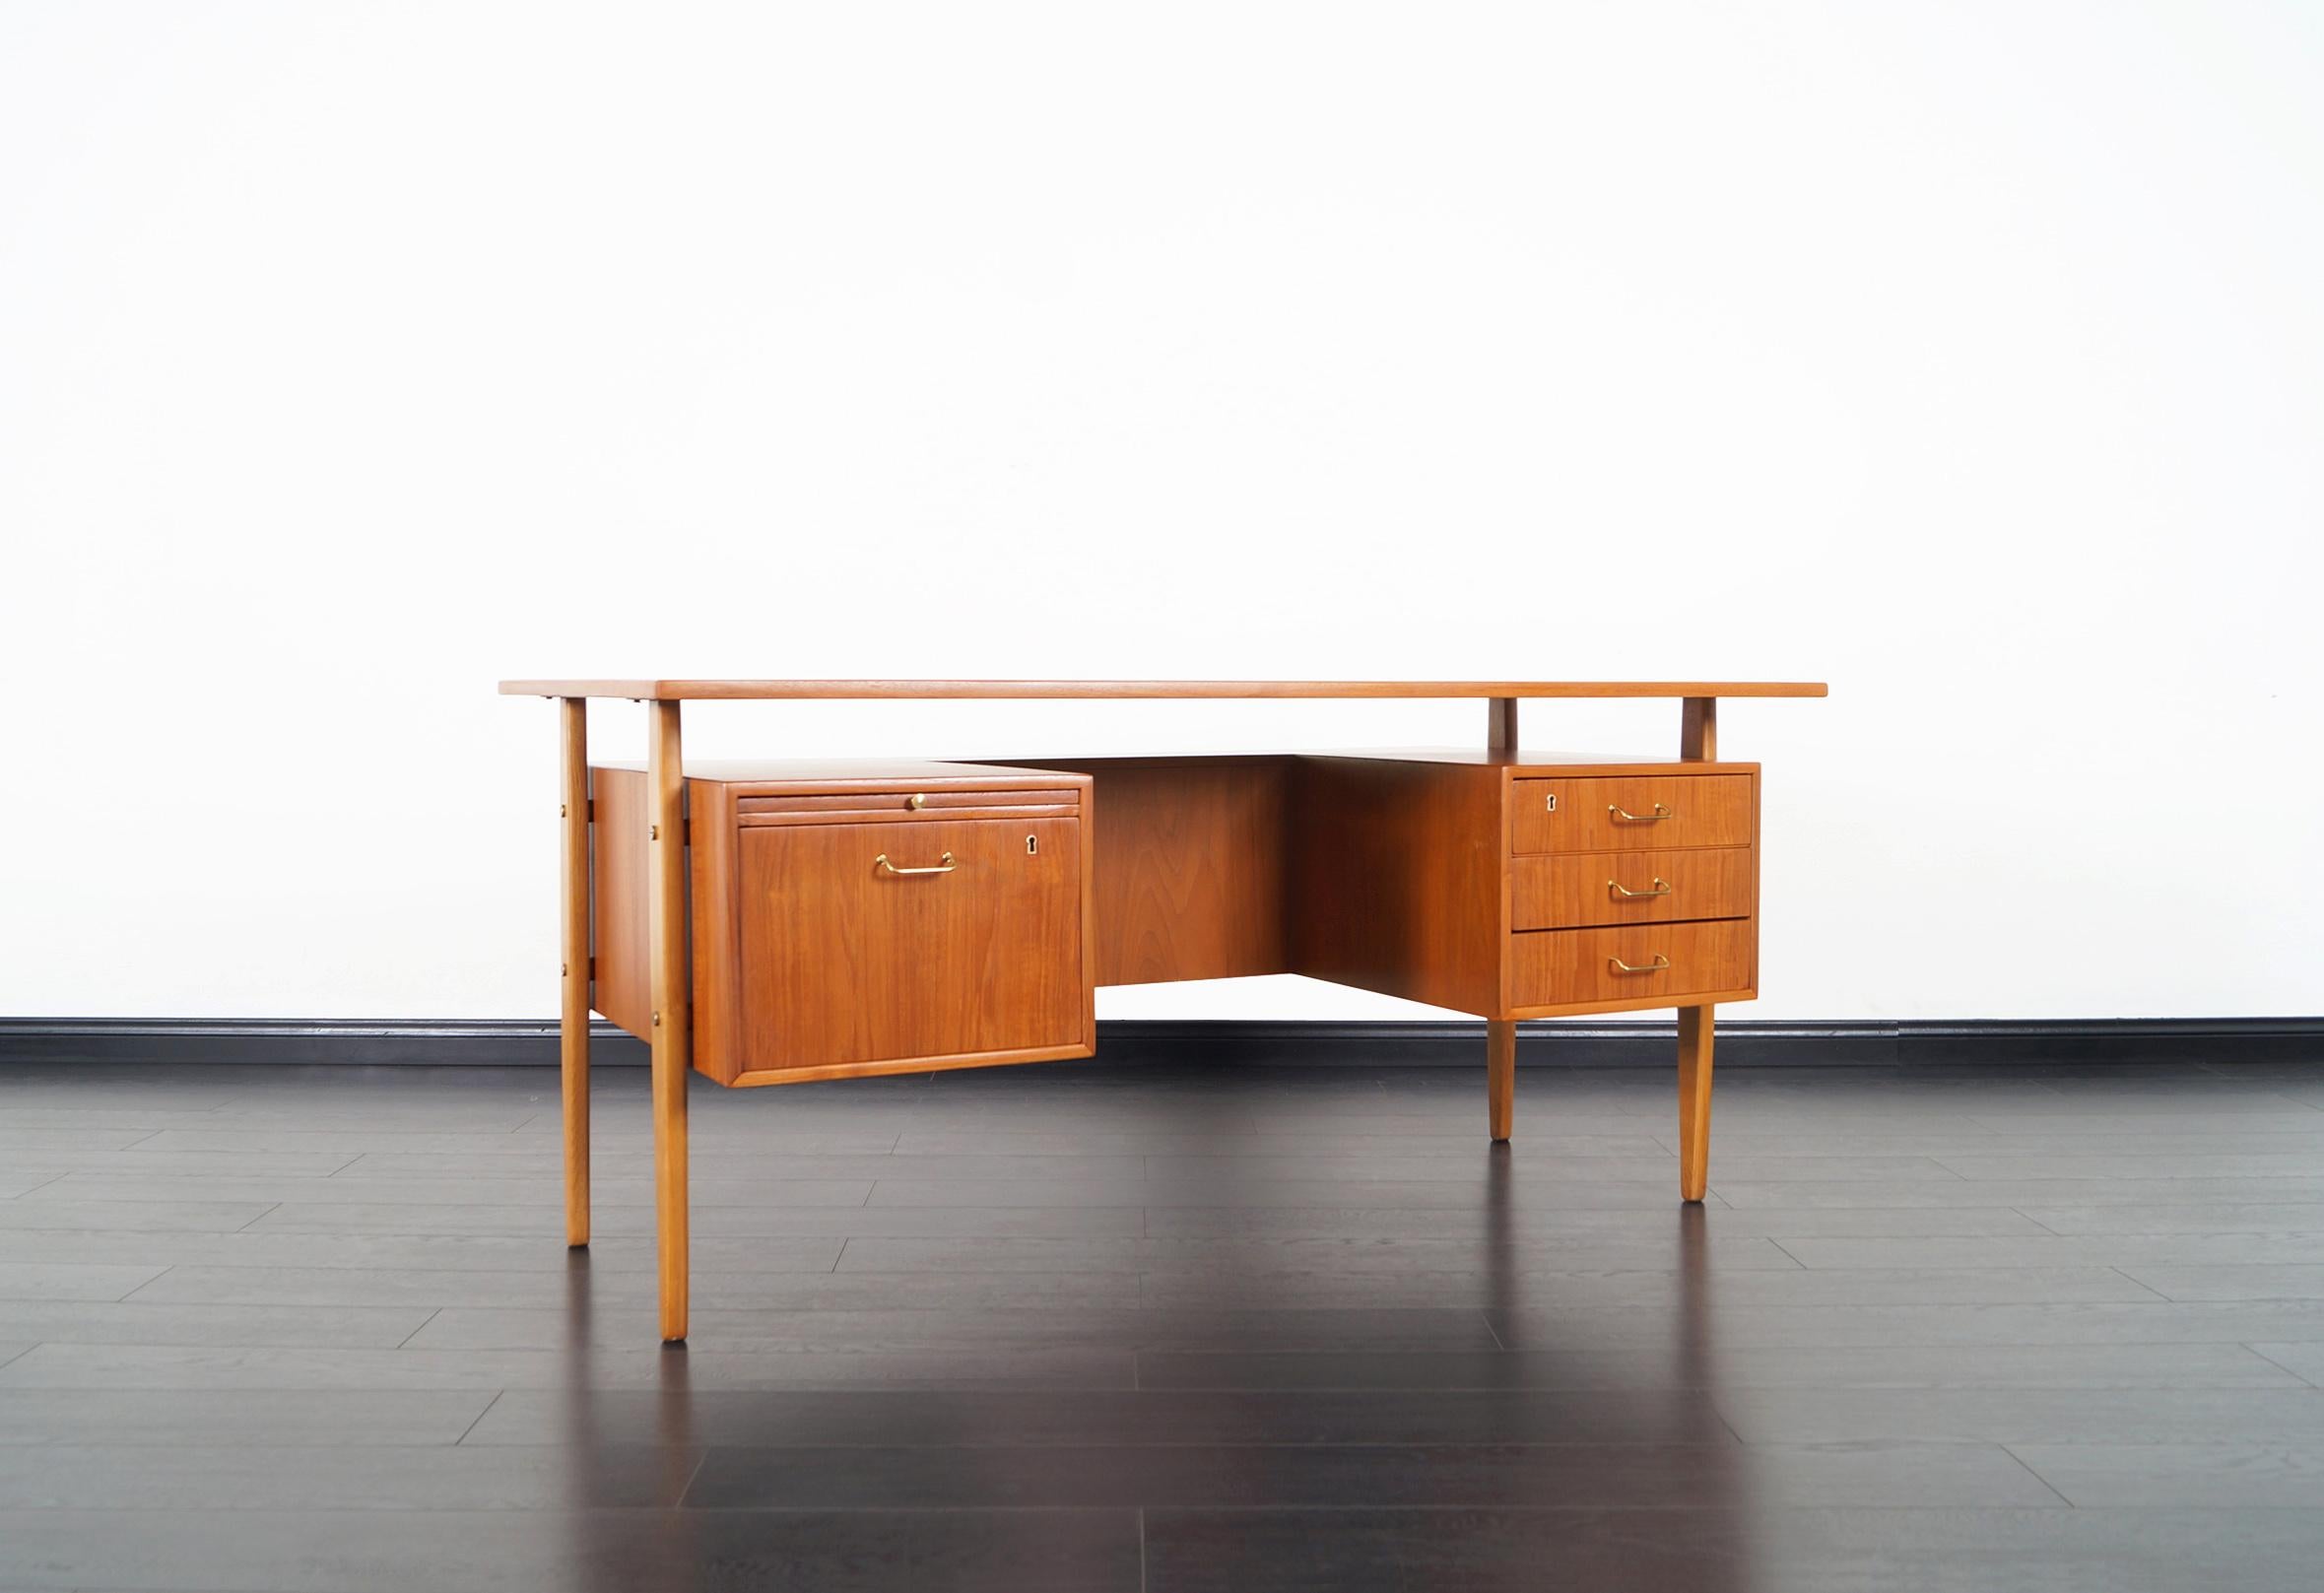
1677, 697, 1717, 1201
1487, 1020, 1515, 1142
1678, 1004, 1713, 1201
646, 698, 691, 1343
559, 698, 591, 1248
1487, 695, 1518, 1142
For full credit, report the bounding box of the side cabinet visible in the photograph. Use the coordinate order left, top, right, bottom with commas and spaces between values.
1292, 755, 1760, 1019
592, 763, 1096, 1085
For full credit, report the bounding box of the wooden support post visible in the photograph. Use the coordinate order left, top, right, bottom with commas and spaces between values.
1681, 696, 1716, 761
1487, 696, 1518, 1141
559, 698, 591, 1247
646, 698, 691, 1342
1677, 696, 1716, 1200
1487, 696, 1519, 756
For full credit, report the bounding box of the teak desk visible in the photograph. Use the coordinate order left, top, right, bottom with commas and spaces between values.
499, 680, 1826, 1341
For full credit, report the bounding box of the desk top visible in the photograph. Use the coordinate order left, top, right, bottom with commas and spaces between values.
500, 679, 1828, 701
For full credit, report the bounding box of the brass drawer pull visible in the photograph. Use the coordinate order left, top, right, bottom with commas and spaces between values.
1608, 878, 1673, 899
1608, 954, 1671, 975
874, 851, 956, 878
1607, 802, 1675, 823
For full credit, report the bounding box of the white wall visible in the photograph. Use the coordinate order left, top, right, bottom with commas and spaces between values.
3, 1, 2319, 1025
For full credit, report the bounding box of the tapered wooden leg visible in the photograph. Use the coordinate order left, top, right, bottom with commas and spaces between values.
1487, 696, 1518, 1142
1487, 1020, 1515, 1142
1678, 1003, 1713, 1202
559, 698, 591, 1247
646, 698, 691, 1342
1676, 696, 1719, 1202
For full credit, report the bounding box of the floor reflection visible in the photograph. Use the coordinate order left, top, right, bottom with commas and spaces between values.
1671, 1198, 1758, 1593
23, 1056, 2315, 1586
560, 1247, 703, 1593
642, 1339, 701, 1593
1483, 1129, 1758, 1593
542, 1070, 1764, 1588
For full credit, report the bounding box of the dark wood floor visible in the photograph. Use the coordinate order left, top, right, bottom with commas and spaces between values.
3, 1055, 2324, 1590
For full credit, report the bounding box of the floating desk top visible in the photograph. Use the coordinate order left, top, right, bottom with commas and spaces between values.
500, 679, 1829, 700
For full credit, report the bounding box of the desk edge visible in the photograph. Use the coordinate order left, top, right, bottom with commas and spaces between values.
498, 679, 1831, 701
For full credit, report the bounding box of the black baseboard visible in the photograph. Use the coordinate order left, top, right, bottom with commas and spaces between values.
0, 1017, 2317, 1068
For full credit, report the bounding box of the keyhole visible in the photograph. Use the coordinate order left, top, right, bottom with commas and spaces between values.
1026, 834, 1038, 855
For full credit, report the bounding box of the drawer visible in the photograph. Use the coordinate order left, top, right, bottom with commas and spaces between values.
1510, 919, 1754, 1009
1510, 774, 1752, 853
733, 817, 1086, 1071
1511, 846, 1754, 931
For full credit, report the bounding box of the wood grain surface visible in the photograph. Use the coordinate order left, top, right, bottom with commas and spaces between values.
735, 818, 1088, 1073
1032, 759, 1291, 989
1509, 920, 1756, 1009
1510, 847, 1756, 932
1509, 774, 1756, 854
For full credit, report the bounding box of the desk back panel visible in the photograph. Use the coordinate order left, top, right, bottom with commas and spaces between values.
1024, 758, 1293, 987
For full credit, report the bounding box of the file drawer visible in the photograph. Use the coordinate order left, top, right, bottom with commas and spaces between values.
732, 816, 1087, 1075
590, 760, 1096, 1085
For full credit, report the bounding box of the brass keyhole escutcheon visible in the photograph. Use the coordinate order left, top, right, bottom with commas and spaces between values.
1026, 834, 1038, 855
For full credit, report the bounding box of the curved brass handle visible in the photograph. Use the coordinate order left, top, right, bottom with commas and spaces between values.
1607, 802, 1675, 823
874, 851, 956, 877
1608, 878, 1673, 899
1608, 954, 1671, 975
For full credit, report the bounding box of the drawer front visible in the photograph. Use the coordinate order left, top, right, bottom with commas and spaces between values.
1511, 846, 1755, 931
1510, 919, 1754, 1009
735, 818, 1086, 1071
1510, 774, 1753, 853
